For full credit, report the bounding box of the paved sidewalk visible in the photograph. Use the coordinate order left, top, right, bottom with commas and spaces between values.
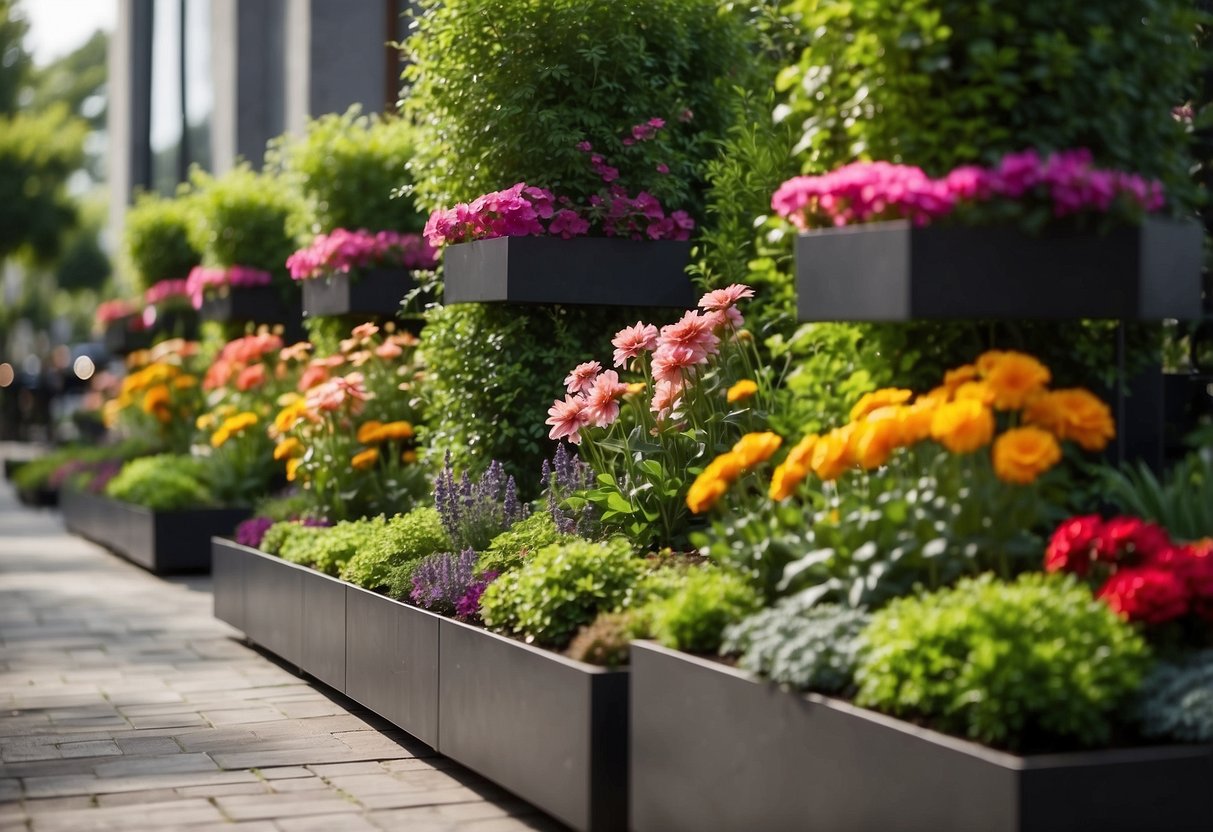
0, 479, 561, 831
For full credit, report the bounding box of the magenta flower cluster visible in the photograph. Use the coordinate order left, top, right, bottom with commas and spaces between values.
546, 283, 753, 443
771, 149, 1167, 231
186, 265, 272, 309
144, 278, 191, 307
286, 228, 439, 282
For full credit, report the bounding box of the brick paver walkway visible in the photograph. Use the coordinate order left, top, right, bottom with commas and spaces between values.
0, 478, 561, 831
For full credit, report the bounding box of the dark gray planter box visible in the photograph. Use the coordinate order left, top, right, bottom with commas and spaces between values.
438, 618, 628, 832
630, 641, 1213, 832
345, 585, 441, 749
103, 316, 151, 355
444, 236, 693, 307
795, 217, 1204, 321
301, 268, 416, 318
199, 285, 302, 328
3, 458, 28, 481
61, 489, 247, 573
16, 486, 57, 507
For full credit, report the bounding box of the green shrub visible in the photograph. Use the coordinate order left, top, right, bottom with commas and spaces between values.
646, 568, 759, 653
1137, 650, 1213, 743
480, 538, 646, 647
567, 610, 646, 667
253, 492, 317, 523
1099, 451, 1213, 542
478, 512, 568, 577
278, 526, 327, 567
123, 191, 201, 290
104, 454, 213, 510
856, 573, 1150, 750
309, 517, 386, 576
188, 163, 295, 276
722, 598, 870, 694
340, 507, 450, 592
259, 521, 303, 556
267, 106, 425, 238
403, 0, 752, 215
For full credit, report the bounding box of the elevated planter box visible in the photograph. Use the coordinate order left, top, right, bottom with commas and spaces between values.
62, 489, 247, 573
301, 268, 416, 318
444, 236, 693, 307
16, 485, 57, 508
103, 316, 152, 355
438, 618, 628, 832
199, 285, 303, 330
3, 458, 28, 481
630, 641, 1213, 832
795, 217, 1203, 321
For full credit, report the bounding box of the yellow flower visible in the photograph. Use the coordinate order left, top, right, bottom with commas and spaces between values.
850, 407, 904, 470
172, 375, 198, 390
975, 350, 1007, 376
726, 379, 759, 404
686, 473, 729, 514
786, 433, 819, 469
196, 413, 216, 431
357, 420, 385, 444
930, 400, 995, 454
273, 437, 303, 460
213, 412, 258, 447
849, 388, 913, 422
953, 380, 996, 406
810, 425, 855, 481
981, 350, 1051, 410
625, 382, 647, 396
943, 364, 978, 391
102, 399, 121, 428
273, 400, 308, 435
1023, 388, 1115, 451
211, 427, 231, 448
769, 460, 807, 501
703, 451, 747, 483
992, 426, 1062, 485
732, 432, 783, 468
351, 447, 379, 470
286, 457, 302, 482
378, 421, 415, 441
897, 400, 938, 445
141, 384, 171, 415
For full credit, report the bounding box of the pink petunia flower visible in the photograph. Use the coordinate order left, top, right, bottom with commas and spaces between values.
612, 322, 659, 368
546, 395, 591, 444
564, 361, 603, 395
582, 370, 628, 428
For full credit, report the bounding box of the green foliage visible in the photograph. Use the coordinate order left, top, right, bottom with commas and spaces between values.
1137, 650, 1213, 744
187, 163, 295, 276
1098, 451, 1213, 542
124, 192, 201, 289
0, 104, 86, 261
260, 521, 314, 556
780, 0, 1201, 207
478, 512, 568, 576
480, 538, 646, 647
420, 302, 649, 490
278, 526, 327, 567
267, 106, 425, 239
253, 492, 316, 523
721, 597, 869, 694
646, 567, 759, 653
306, 517, 387, 576
403, 0, 751, 215
340, 507, 450, 592
856, 573, 1150, 750
104, 454, 214, 511
12, 440, 150, 491
0, 0, 32, 116
54, 200, 111, 292
566, 610, 646, 667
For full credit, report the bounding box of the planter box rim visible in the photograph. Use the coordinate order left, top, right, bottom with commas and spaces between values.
797, 215, 1194, 237
442, 614, 624, 675
632, 641, 1209, 771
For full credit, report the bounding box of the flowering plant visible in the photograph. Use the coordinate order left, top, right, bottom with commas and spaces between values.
1045, 514, 1213, 635
185, 264, 273, 309
286, 229, 438, 281
96, 299, 139, 330
543, 284, 770, 548
692, 350, 1114, 601
269, 322, 427, 520
772, 149, 1166, 232
101, 341, 204, 452
143, 278, 191, 308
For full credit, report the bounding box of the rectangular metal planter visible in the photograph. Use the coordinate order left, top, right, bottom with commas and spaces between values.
103, 316, 152, 355
199, 285, 303, 329
443, 236, 693, 307
437, 618, 628, 832
345, 585, 440, 749
795, 217, 1204, 321
16, 486, 57, 507
61, 490, 247, 573
301, 268, 416, 318
211, 538, 346, 688
630, 641, 1213, 832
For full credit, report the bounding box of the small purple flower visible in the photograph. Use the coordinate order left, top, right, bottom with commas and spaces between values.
235, 516, 275, 549
455, 570, 498, 621
410, 549, 478, 616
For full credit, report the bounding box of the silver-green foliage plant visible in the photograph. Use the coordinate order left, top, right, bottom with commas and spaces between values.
856, 573, 1150, 750
341, 507, 450, 592
722, 597, 870, 695
1137, 650, 1213, 743
480, 538, 646, 647
646, 568, 760, 653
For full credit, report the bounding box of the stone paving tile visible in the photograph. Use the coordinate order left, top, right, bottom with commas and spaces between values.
0, 471, 560, 830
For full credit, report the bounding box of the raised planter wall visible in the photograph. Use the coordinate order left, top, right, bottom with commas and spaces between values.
199, 285, 303, 333
629, 641, 1213, 832
301, 268, 417, 319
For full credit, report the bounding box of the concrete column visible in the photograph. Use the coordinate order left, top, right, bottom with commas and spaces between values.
210, 0, 285, 172
107, 0, 153, 292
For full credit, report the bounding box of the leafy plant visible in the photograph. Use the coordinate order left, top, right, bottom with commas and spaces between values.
567, 610, 646, 667
187, 163, 295, 278
1098, 451, 1213, 542
104, 454, 214, 510
1137, 650, 1213, 743
721, 598, 870, 694
646, 567, 759, 653
123, 191, 201, 290
477, 512, 569, 577
341, 507, 450, 592
856, 573, 1151, 751
260, 519, 328, 556
308, 517, 387, 576
480, 537, 646, 647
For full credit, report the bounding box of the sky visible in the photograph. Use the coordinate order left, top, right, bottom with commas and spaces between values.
21, 0, 116, 65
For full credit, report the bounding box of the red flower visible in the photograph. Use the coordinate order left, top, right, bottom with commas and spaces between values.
1044, 515, 1104, 576
1097, 516, 1172, 564
1096, 565, 1190, 625
1152, 539, 1213, 622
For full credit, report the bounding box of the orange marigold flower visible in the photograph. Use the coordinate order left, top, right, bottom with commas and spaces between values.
982, 351, 1051, 410
377, 421, 415, 441
141, 384, 171, 415
286, 457, 302, 482
930, 400, 995, 454
953, 380, 996, 406
786, 434, 819, 469
897, 400, 938, 444
850, 407, 904, 470
992, 426, 1062, 485
769, 460, 807, 501
849, 388, 913, 422
686, 473, 729, 514
351, 447, 379, 470
732, 432, 783, 468
172, 374, 198, 390
273, 438, 303, 460
356, 420, 385, 444
401, 450, 419, 464
726, 379, 759, 404
1023, 388, 1115, 451
943, 364, 978, 390
975, 350, 1007, 376
810, 425, 855, 481
704, 451, 747, 483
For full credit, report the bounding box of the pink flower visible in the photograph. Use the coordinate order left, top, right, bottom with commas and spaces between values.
546, 395, 591, 444
576, 141, 593, 152
375, 341, 403, 359
351, 322, 380, 341
656, 163, 669, 175
583, 370, 628, 428
306, 372, 370, 413
651, 379, 683, 419
651, 344, 700, 385
549, 209, 590, 239
612, 322, 659, 368
698, 283, 755, 311
659, 310, 719, 363
564, 361, 603, 394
